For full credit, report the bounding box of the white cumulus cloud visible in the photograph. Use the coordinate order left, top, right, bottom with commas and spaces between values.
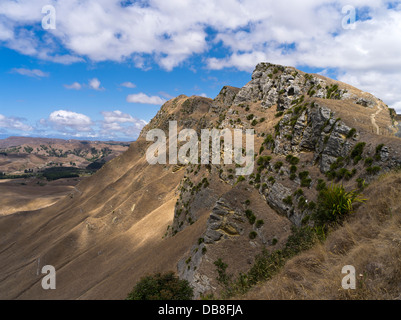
46, 110, 93, 133
89, 78, 104, 91
100, 110, 147, 139
126, 93, 166, 105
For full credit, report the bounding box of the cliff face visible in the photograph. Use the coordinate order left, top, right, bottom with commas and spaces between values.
1, 62, 400, 300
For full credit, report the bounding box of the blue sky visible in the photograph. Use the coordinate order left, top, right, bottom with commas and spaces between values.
0, 0, 401, 141
0, 45, 251, 140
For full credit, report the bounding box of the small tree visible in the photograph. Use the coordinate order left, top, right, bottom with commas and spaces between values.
126, 272, 193, 300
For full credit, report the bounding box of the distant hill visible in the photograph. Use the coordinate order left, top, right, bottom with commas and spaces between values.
0, 136, 130, 174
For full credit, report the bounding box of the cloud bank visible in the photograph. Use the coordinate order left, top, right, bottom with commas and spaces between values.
0, 114, 33, 132
36, 109, 147, 140
126, 93, 167, 105
1, 0, 401, 110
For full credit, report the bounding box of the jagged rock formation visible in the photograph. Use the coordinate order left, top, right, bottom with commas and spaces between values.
171, 63, 401, 297
1, 62, 400, 300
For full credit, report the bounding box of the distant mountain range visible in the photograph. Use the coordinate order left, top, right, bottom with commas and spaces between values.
0, 136, 130, 174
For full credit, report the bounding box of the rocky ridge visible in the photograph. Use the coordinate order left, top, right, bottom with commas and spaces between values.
169, 63, 401, 297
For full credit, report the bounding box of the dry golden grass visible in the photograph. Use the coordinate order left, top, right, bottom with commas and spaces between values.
0, 178, 79, 216
243, 171, 401, 300
1, 78, 400, 300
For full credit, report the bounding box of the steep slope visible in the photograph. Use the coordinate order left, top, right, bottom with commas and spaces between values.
0, 62, 400, 300
244, 171, 401, 300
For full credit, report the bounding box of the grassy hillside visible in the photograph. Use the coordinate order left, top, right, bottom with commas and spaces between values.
243, 170, 401, 300
0, 62, 400, 300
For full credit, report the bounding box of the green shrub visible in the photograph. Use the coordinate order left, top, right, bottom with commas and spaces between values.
214, 259, 231, 286
298, 196, 307, 209
316, 179, 327, 191
299, 171, 309, 180
350, 142, 366, 162
293, 188, 304, 197
286, 154, 299, 165
274, 161, 283, 171
326, 171, 336, 181
299, 171, 311, 187
364, 157, 373, 167
308, 201, 316, 210
283, 195, 293, 205
257, 156, 272, 167
263, 135, 274, 147
126, 272, 193, 300
285, 134, 293, 141
330, 157, 344, 171
284, 225, 322, 257
375, 144, 384, 161
366, 166, 381, 175
356, 178, 365, 189
313, 183, 366, 227
326, 84, 339, 99
375, 144, 384, 154
245, 209, 256, 224
274, 122, 281, 135
249, 231, 258, 239
347, 128, 357, 139
353, 155, 362, 165
344, 168, 357, 181
255, 220, 264, 228
336, 168, 350, 180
